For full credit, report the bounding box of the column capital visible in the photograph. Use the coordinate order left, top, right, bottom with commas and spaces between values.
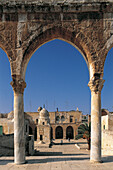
10, 79, 26, 94
88, 77, 105, 93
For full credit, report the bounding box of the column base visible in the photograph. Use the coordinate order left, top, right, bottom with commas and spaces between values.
90, 160, 103, 164
15, 160, 27, 165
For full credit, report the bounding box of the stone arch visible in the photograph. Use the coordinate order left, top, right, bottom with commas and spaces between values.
101, 37, 113, 75
0, 34, 15, 77
20, 26, 92, 80
0, 34, 15, 62
55, 126, 63, 139
66, 126, 74, 139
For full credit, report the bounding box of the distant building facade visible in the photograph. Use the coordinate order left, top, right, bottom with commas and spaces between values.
0, 107, 90, 142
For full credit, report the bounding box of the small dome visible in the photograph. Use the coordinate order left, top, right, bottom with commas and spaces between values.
8, 111, 14, 119
39, 108, 49, 118
37, 106, 42, 112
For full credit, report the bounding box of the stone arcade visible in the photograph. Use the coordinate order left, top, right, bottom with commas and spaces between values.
0, 0, 113, 165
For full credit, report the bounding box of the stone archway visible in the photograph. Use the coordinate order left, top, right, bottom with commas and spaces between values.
55, 126, 63, 139
0, 0, 112, 164
66, 126, 74, 139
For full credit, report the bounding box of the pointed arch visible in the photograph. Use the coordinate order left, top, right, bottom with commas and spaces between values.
20, 26, 92, 80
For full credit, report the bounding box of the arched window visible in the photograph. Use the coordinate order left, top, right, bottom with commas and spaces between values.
56, 116, 60, 123
61, 115, 65, 122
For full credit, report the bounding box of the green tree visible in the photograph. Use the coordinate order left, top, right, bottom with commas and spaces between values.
75, 123, 91, 150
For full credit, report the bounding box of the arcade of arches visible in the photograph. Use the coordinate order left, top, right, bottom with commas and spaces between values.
0, 0, 113, 165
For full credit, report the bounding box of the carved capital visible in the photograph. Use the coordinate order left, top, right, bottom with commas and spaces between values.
88, 77, 105, 93
10, 79, 26, 94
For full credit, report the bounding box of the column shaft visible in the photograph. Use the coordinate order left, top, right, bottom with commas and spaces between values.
90, 91, 101, 162
14, 93, 25, 164
88, 76, 104, 163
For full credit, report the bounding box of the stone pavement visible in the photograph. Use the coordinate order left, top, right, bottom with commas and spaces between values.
0, 139, 113, 170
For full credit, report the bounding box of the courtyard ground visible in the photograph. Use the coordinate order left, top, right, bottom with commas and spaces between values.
0, 139, 113, 170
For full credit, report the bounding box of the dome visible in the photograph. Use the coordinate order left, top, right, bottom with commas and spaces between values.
39, 108, 49, 118
37, 106, 42, 112
8, 111, 14, 119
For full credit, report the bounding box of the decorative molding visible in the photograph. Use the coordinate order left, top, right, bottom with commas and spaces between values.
88, 76, 105, 93
10, 79, 26, 94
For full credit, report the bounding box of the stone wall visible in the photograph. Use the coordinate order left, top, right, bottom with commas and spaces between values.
0, 134, 34, 156
102, 130, 113, 155
0, 134, 14, 156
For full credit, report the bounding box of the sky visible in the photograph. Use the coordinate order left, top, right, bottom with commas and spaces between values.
0, 39, 113, 114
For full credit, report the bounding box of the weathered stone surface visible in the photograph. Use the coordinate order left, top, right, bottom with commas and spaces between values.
0, 0, 112, 77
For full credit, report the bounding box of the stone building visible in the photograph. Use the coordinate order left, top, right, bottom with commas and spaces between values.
101, 109, 113, 155
0, 111, 34, 156
0, 111, 29, 136
0, 107, 90, 142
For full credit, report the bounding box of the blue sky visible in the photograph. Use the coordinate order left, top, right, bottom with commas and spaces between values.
0, 39, 113, 114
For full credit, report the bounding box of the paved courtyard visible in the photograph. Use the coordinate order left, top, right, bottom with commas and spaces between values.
0, 139, 113, 170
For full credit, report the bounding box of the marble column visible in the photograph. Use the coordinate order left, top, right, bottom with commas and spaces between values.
11, 79, 26, 164
88, 77, 104, 163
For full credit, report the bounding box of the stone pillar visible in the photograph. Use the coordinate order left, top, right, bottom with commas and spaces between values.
53, 126, 56, 139
63, 126, 66, 139
11, 78, 26, 164
74, 127, 77, 139
88, 76, 104, 163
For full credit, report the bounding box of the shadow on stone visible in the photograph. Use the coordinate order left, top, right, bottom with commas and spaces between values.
27, 157, 90, 164
34, 151, 88, 156
0, 159, 14, 165
102, 156, 113, 163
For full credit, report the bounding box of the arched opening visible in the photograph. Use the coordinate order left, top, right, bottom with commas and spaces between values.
25, 39, 90, 113
34, 127, 37, 141
55, 126, 63, 139
0, 48, 12, 114
29, 126, 33, 135
50, 127, 53, 140
66, 126, 74, 139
